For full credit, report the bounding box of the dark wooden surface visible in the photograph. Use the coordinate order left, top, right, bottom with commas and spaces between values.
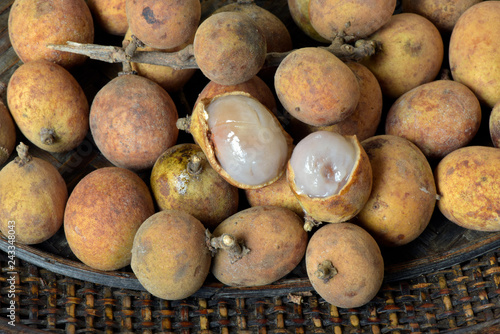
0, 0, 499, 296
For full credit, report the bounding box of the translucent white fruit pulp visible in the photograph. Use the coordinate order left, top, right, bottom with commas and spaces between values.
290, 131, 356, 197
206, 94, 289, 186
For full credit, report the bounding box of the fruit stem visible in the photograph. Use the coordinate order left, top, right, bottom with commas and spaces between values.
315, 260, 338, 283
205, 230, 250, 264
303, 214, 323, 232
14, 142, 32, 167
176, 116, 191, 133
187, 155, 203, 175
40, 127, 56, 145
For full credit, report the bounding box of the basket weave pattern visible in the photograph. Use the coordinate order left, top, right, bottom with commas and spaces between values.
2, 252, 500, 333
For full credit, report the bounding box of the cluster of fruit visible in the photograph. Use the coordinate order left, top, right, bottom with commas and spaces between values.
0, 0, 499, 310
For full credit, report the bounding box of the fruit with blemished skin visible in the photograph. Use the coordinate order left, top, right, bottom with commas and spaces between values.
490, 102, 500, 148
0, 101, 16, 165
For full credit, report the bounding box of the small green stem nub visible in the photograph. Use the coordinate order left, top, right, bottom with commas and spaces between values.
187, 155, 203, 175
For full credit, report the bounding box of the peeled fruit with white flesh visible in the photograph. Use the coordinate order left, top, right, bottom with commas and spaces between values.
180, 92, 293, 189
287, 131, 372, 229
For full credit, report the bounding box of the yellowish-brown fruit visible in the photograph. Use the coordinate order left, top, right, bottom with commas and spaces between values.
275, 47, 360, 127
123, 29, 196, 92
361, 13, 444, 99
385, 80, 481, 160
306, 222, 384, 308
288, 61, 383, 142
8, 0, 94, 68
309, 0, 396, 40
0, 101, 16, 166
491, 101, 500, 148
449, 1, 500, 107
356, 135, 437, 247
7, 60, 89, 153
245, 172, 304, 217
0, 143, 67, 245
64, 167, 155, 271
287, 132, 372, 229
401, 0, 481, 32
179, 91, 293, 190
87, 0, 128, 36
287, 0, 330, 43
131, 210, 211, 300
150, 143, 239, 230
210, 206, 308, 287
126, 0, 200, 49
435, 146, 500, 231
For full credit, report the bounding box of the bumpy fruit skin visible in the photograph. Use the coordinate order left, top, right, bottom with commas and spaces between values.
356, 135, 436, 247
361, 13, 443, 99
64, 167, 155, 271
193, 11, 267, 85
275, 47, 360, 127
126, 0, 200, 49
435, 146, 500, 231
306, 223, 384, 308
402, 0, 481, 32
289, 62, 383, 142
211, 206, 308, 287
0, 145, 68, 245
287, 135, 372, 225
449, 1, 500, 108
131, 210, 211, 300
7, 60, 89, 153
385, 80, 481, 159
0, 102, 16, 165
491, 102, 500, 148
287, 0, 330, 43
90, 74, 178, 171
8, 0, 94, 68
87, 0, 128, 36
309, 0, 396, 40
150, 143, 239, 230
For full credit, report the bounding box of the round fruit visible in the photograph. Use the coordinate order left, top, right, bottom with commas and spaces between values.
150, 143, 239, 230
193, 11, 267, 85
309, 0, 396, 40
131, 210, 211, 300
491, 101, 500, 148
306, 222, 384, 308
385, 80, 481, 159
126, 0, 200, 49
0, 101, 16, 165
8, 0, 94, 68
89, 73, 178, 171
449, 1, 500, 107
275, 47, 360, 127
401, 0, 481, 32
64, 167, 155, 271
0, 143, 67, 245
7, 60, 89, 153
361, 13, 444, 99
356, 135, 437, 247
287, 131, 372, 228
210, 206, 308, 287
123, 29, 196, 92
87, 0, 127, 36
181, 92, 293, 189
435, 146, 500, 231
289, 61, 382, 142
287, 0, 330, 43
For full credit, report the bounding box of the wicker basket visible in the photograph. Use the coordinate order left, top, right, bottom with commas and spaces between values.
1, 0, 500, 332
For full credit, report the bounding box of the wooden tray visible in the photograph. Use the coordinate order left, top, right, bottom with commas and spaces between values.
1, 0, 499, 300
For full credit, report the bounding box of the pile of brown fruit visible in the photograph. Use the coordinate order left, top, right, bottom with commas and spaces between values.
0, 0, 499, 310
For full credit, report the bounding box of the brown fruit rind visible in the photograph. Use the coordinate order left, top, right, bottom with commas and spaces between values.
0, 143, 68, 245
0, 101, 16, 165
87, 0, 128, 36
186, 91, 293, 190
64, 167, 155, 271
150, 143, 239, 230
435, 146, 500, 231
287, 135, 372, 226
211, 206, 308, 287
131, 210, 211, 300
490, 101, 500, 148
356, 135, 437, 247
306, 222, 384, 308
